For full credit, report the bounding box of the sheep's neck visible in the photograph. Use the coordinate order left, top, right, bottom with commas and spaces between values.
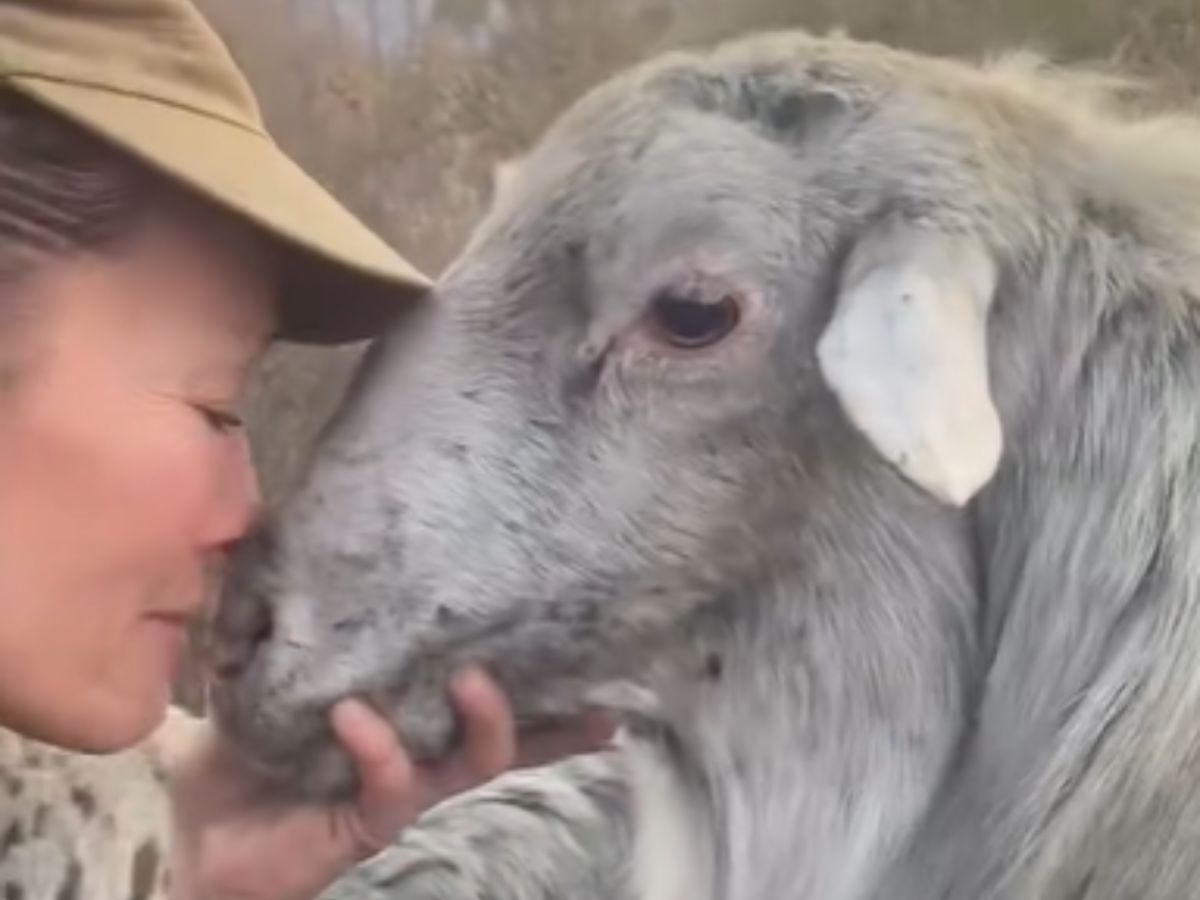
627, 532, 979, 900
877, 254, 1200, 898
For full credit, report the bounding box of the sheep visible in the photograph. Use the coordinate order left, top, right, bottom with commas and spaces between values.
212, 28, 1200, 900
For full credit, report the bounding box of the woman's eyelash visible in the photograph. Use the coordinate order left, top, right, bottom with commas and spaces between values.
193, 404, 245, 432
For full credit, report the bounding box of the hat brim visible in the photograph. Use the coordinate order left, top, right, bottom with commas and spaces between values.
7, 76, 432, 345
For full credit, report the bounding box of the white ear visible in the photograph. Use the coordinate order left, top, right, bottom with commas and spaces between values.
815, 223, 1002, 506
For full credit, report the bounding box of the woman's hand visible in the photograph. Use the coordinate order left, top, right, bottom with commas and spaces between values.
165, 667, 614, 900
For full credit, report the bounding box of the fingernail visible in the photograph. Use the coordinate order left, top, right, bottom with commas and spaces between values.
450, 665, 489, 695
330, 697, 376, 733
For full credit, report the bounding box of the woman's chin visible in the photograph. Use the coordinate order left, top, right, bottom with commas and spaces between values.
21, 679, 173, 754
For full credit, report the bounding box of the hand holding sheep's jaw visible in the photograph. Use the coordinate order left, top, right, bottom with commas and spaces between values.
209, 601, 631, 801
207, 660, 616, 815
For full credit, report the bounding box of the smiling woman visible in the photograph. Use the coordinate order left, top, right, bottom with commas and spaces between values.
0, 91, 272, 752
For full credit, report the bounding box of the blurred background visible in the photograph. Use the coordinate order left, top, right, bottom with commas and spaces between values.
193, 0, 1200, 503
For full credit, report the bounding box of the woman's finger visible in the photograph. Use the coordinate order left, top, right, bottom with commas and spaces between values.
417, 673, 618, 806
331, 698, 415, 803
329, 698, 419, 855
447, 666, 518, 780
401, 667, 521, 806
512, 711, 618, 769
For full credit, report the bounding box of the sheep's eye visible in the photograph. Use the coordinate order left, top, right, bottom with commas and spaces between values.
648, 288, 741, 349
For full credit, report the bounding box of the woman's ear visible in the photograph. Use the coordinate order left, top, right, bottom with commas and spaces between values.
816, 220, 1002, 506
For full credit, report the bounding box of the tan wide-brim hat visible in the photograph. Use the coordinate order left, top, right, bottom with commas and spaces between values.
0, 0, 433, 344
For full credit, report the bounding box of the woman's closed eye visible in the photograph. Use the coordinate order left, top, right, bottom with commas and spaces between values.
192, 403, 245, 433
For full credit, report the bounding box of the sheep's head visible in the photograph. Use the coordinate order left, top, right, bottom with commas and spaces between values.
211, 31, 1029, 798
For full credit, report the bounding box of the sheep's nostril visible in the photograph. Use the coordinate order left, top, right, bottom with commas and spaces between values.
210, 525, 282, 682
251, 607, 274, 648
211, 605, 273, 681
211, 575, 276, 682
210, 643, 245, 683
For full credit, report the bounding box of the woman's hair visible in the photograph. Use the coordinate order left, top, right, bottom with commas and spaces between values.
0, 87, 189, 383
0, 88, 170, 278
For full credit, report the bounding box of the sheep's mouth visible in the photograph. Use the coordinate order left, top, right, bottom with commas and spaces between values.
210, 590, 640, 798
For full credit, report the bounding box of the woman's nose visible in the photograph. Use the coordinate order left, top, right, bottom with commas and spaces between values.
200, 432, 263, 550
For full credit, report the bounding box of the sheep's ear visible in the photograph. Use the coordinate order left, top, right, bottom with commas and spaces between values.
815, 222, 1002, 506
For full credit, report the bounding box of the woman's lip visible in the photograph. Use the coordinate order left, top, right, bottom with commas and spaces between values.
144, 610, 197, 627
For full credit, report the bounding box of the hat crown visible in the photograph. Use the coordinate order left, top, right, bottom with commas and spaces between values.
0, 0, 264, 134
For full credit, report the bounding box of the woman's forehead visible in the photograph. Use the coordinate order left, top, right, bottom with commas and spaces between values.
6, 215, 274, 388
109, 209, 277, 346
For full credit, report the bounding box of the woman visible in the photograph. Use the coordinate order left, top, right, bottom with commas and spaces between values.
0, 2, 608, 899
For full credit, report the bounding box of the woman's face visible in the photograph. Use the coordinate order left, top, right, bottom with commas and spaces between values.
0, 210, 274, 751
